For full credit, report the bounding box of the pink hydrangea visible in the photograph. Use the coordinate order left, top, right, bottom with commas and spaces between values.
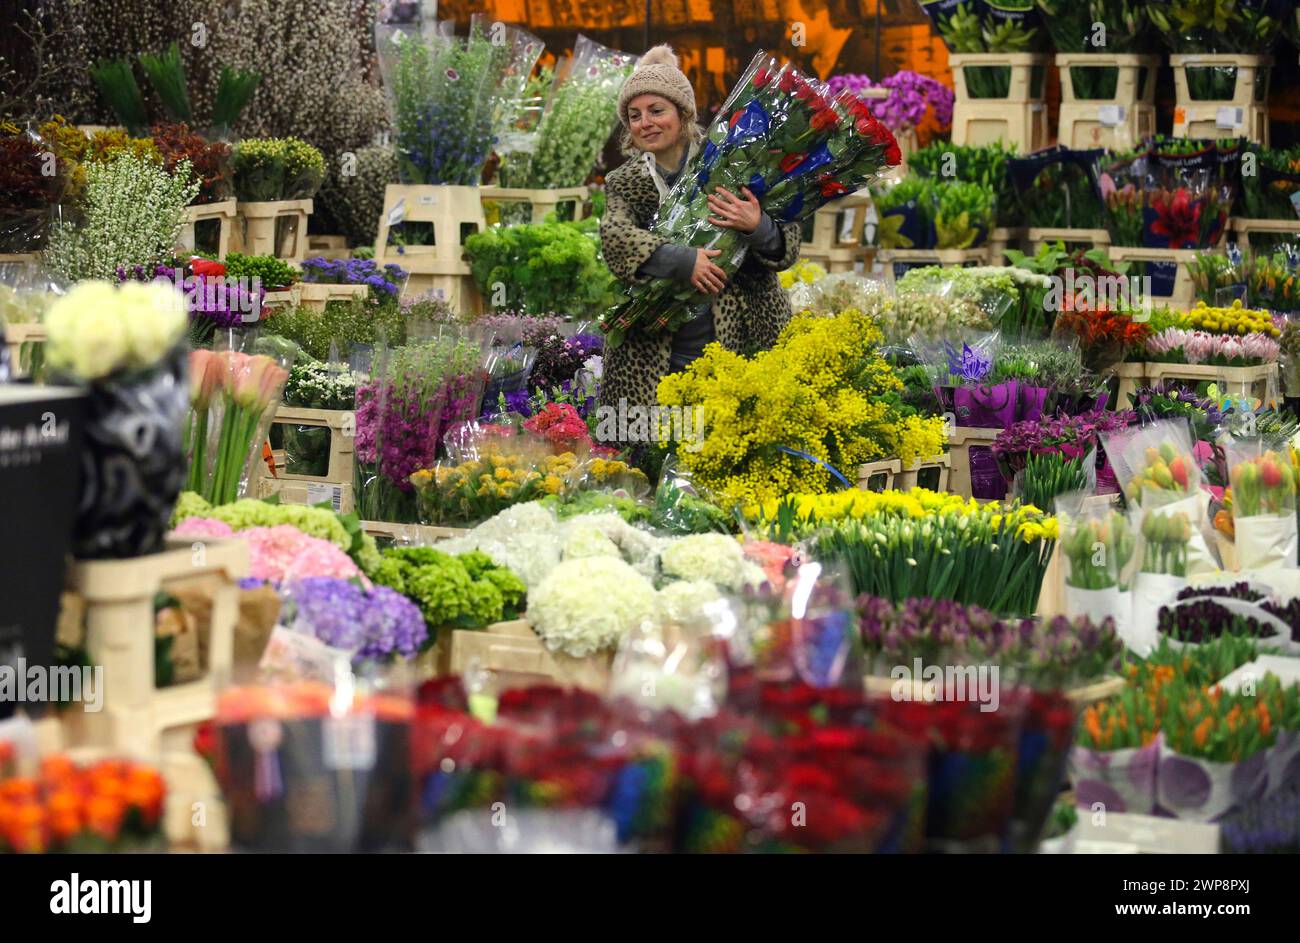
171, 517, 236, 539
241, 524, 365, 584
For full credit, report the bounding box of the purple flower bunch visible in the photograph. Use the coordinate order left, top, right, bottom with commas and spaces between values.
994, 409, 1135, 463
1160, 583, 1300, 643
529, 332, 603, 394
355, 378, 446, 491
1220, 783, 1300, 853
478, 313, 565, 346
858, 595, 1121, 686
301, 256, 408, 298
824, 71, 954, 132
288, 577, 428, 659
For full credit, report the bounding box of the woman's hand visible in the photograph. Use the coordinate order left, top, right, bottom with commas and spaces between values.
691, 248, 727, 295
707, 186, 762, 234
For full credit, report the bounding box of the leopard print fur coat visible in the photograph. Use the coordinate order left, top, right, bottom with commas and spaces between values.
598, 155, 801, 422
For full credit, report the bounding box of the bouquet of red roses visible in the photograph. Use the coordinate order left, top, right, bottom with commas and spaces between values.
599, 51, 900, 348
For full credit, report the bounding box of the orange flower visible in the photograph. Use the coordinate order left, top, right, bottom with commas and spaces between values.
85, 795, 125, 841
49, 810, 83, 843
0, 778, 39, 802
1193, 716, 1214, 749
1083, 706, 1102, 745
1256, 704, 1272, 737
40, 754, 76, 784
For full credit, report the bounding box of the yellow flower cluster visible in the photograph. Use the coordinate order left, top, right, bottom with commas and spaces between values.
411, 450, 579, 524
585, 457, 650, 494
1185, 300, 1279, 338
778, 259, 827, 290
657, 309, 948, 506
747, 486, 1057, 541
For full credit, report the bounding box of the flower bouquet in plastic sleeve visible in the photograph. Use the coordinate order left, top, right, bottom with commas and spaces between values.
1058, 496, 1136, 645
1008, 687, 1078, 853
185, 336, 293, 506
1157, 680, 1276, 822
212, 667, 416, 852
875, 696, 1025, 853
599, 52, 900, 347
915, 330, 1009, 428
1227, 440, 1298, 570
516, 35, 635, 189
1070, 689, 1162, 815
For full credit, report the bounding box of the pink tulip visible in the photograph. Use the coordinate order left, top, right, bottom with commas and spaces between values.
233, 354, 287, 410
220, 350, 253, 399
189, 349, 218, 409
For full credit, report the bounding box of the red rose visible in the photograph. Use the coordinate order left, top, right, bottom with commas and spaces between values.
779, 152, 806, 173
793, 81, 819, 104
778, 69, 798, 93
729, 109, 744, 128
810, 108, 840, 133
753, 67, 772, 89
885, 141, 902, 166
854, 116, 876, 138
820, 178, 850, 198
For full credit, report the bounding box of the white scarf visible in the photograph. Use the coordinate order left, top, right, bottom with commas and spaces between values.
641, 138, 701, 204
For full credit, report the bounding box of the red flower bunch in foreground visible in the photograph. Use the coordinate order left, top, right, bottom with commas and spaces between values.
523, 402, 592, 453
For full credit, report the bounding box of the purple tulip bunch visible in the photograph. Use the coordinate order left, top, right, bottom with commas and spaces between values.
858, 595, 1121, 686
287, 577, 428, 660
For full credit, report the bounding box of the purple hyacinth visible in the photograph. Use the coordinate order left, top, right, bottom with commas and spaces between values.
288, 578, 428, 660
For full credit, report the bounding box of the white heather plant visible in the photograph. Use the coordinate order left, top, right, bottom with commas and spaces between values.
45, 152, 198, 281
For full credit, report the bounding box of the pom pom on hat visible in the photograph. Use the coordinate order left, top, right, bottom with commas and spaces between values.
617, 44, 698, 128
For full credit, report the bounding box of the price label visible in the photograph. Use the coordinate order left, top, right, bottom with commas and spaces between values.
1172, 106, 1187, 129
1097, 104, 1125, 127
323, 715, 376, 771
386, 198, 406, 227
306, 482, 343, 512
1216, 107, 1243, 130
418, 193, 437, 205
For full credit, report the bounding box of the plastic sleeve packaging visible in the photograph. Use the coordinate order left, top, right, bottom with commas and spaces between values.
1068, 736, 1160, 816
1157, 741, 1269, 823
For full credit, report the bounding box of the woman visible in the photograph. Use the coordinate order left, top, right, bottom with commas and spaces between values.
598, 45, 801, 436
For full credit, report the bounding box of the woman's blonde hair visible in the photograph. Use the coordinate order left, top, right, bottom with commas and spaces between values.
619, 103, 706, 157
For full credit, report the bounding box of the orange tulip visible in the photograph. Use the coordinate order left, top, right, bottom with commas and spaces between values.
85, 795, 125, 841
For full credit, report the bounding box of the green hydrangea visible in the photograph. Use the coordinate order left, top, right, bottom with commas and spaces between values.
171, 490, 213, 527
405, 558, 474, 625
464, 579, 505, 628
372, 545, 528, 633
484, 567, 527, 619
456, 550, 498, 581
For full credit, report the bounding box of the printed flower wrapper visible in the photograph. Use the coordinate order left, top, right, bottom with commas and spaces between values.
1267, 730, 1300, 796
1156, 741, 1269, 823
1069, 736, 1161, 816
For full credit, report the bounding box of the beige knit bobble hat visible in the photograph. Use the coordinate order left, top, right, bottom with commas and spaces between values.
617, 44, 697, 127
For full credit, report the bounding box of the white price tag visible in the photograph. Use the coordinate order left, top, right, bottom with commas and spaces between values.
1097, 104, 1125, 127
386, 198, 406, 227
259, 625, 352, 683
1216, 106, 1243, 130
306, 482, 342, 511
418, 193, 437, 205
323, 715, 376, 771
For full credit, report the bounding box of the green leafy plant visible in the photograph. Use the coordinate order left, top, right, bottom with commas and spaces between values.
230, 137, 325, 202
464, 220, 619, 316
138, 43, 192, 123
221, 253, 300, 290
1019, 451, 1088, 512
88, 57, 147, 136
934, 181, 994, 249
262, 297, 409, 362
211, 65, 261, 136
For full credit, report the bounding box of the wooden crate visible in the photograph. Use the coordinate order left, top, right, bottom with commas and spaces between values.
179, 199, 237, 259
1107, 245, 1202, 311
986, 227, 1027, 264
480, 185, 591, 226
948, 426, 1002, 501
360, 520, 470, 544
232, 199, 313, 263
2, 321, 45, 379
258, 477, 354, 514
60, 538, 248, 758
857, 458, 901, 492
1229, 217, 1300, 254
896, 453, 951, 493
261, 287, 297, 314
373, 184, 485, 315
1112, 360, 1147, 410
306, 234, 351, 260
1143, 361, 1280, 407
1170, 54, 1271, 145
295, 282, 369, 312
1056, 53, 1158, 151
801, 192, 874, 273
1028, 227, 1112, 252
448, 619, 612, 692
949, 53, 1051, 152
876, 247, 990, 286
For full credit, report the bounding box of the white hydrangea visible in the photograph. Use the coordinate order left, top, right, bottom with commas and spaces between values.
561, 522, 623, 560
660, 533, 766, 592
528, 557, 656, 658
470, 502, 560, 544
561, 512, 665, 566
655, 580, 723, 626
